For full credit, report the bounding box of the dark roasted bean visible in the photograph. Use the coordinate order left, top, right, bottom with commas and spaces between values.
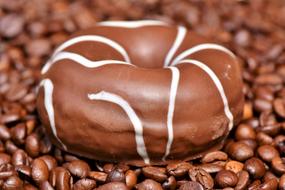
39, 155, 57, 171
142, 166, 167, 182
166, 162, 193, 177
135, 179, 163, 190
244, 157, 266, 179
2, 175, 23, 190
235, 170, 250, 190
106, 168, 125, 183
64, 160, 90, 178
258, 178, 278, 190
179, 181, 203, 190
50, 167, 72, 190
162, 176, 176, 190
215, 170, 238, 188
0, 125, 11, 141
198, 163, 223, 173
40, 181, 54, 190
201, 151, 228, 163
227, 142, 254, 161
257, 145, 279, 162
271, 156, 285, 175
73, 178, 96, 190
15, 165, 31, 181
88, 171, 107, 183
31, 158, 49, 184
235, 124, 256, 140
11, 149, 28, 166
189, 167, 214, 189
225, 160, 244, 174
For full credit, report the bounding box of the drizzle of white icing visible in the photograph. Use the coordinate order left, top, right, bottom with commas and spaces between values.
174, 59, 234, 131
42, 35, 131, 74
164, 26, 187, 67
48, 51, 134, 70
97, 20, 168, 28
88, 91, 150, 164
39, 79, 67, 150
170, 43, 236, 66
162, 66, 180, 161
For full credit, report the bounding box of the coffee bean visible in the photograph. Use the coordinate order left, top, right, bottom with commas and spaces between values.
255, 73, 283, 86
25, 133, 40, 157
26, 39, 51, 57
235, 124, 256, 140
31, 158, 49, 184
24, 184, 37, 190
244, 157, 266, 179
189, 167, 214, 189
263, 171, 278, 182
135, 179, 163, 190
248, 179, 261, 190
198, 163, 223, 173
235, 170, 250, 190
97, 182, 129, 190
257, 132, 273, 145
2, 175, 23, 190
271, 156, 285, 175
73, 178, 96, 190
280, 174, 285, 190
39, 155, 57, 171
179, 181, 203, 190
5, 140, 18, 155
201, 151, 228, 163
258, 178, 278, 190
228, 142, 254, 161
6, 83, 28, 102
225, 160, 244, 174
64, 160, 90, 178
11, 149, 28, 166
40, 181, 54, 190
257, 145, 279, 162
239, 139, 258, 150
106, 168, 125, 183
125, 170, 137, 189
0, 14, 24, 38
258, 124, 281, 136
39, 135, 52, 154
15, 165, 31, 181
0, 125, 11, 141
254, 99, 272, 113
63, 154, 79, 162
88, 171, 107, 183
273, 98, 285, 118
50, 167, 72, 190
142, 166, 167, 182
215, 170, 238, 188
162, 176, 176, 190
0, 153, 11, 165
274, 135, 285, 155
166, 162, 193, 177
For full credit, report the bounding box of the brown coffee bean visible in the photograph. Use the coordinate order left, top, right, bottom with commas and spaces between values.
201, 151, 228, 163
225, 160, 244, 174
0, 153, 11, 165
142, 166, 167, 182
263, 171, 278, 182
39, 135, 52, 154
97, 182, 129, 190
257, 132, 273, 145
11, 149, 28, 166
39, 155, 57, 171
0, 114, 20, 124
125, 170, 137, 189
2, 175, 23, 190
166, 162, 193, 177
162, 176, 176, 190
273, 98, 285, 118
257, 145, 279, 162
0, 125, 11, 141
50, 167, 72, 190
73, 178, 96, 190
244, 157, 266, 179
0, 170, 15, 180
136, 179, 163, 190
88, 171, 107, 183
238, 139, 258, 150
31, 158, 49, 184
63, 154, 79, 162
271, 156, 285, 175
198, 163, 223, 173
254, 99, 272, 113
24, 184, 37, 190
235, 124, 256, 140
179, 181, 203, 190
258, 124, 281, 136
189, 167, 214, 189
228, 142, 254, 161
25, 134, 40, 157
26, 38, 51, 57
248, 179, 261, 190
258, 178, 278, 190
15, 165, 31, 181
6, 83, 28, 102
255, 73, 283, 86
64, 160, 90, 178
274, 135, 285, 155
215, 170, 238, 188
280, 174, 285, 190
235, 170, 250, 190
0, 14, 24, 38
40, 181, 54, 190
106, 168, 125, 183
5, 140, 18, 155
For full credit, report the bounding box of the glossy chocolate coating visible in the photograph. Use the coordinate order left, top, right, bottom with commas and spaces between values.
37, 20, 244, 166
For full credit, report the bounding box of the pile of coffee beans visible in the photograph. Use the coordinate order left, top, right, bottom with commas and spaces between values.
0, 0, 285, 189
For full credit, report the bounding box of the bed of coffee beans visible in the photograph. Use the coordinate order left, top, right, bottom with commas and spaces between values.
0, 0, 285, 189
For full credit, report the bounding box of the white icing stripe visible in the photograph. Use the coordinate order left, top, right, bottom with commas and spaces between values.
164, 26, 187, 67
39, 79, 67, 150
97, 20, 168, 28
171, 43, 236, 66
163, 66, 180, 161
174, 59, 234, 131
47, 51, 133, 70
42, 35, 131, 74
88, 91, 150, 164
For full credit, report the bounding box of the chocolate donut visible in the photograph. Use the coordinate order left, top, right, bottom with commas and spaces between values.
37, 20, 244, 166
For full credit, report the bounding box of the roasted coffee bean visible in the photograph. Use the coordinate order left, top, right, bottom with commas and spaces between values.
189, 167, 214, 189
25, 133, 40, 157
64, 160, 90, 178
106, 168, 125, 183
257, 145, 279, 162
198, 163, 223, 173
0, 170, 16, 180
5, 141, 18, 155
11, 149, 28, 166
97, 182, 129, 190
0, 125, 11, 141
258, 178, 278, 190
6, 83, 28, 102
162, 176, 176, 190
248, 179, 261, 190
40, 181, 54, 190
0, 153, 11, 165
244, 157, 266, 179
73, 178, 96, 190
257, 132, 274, 145
39, 155, 57, 171
263, 171, 278, 182
238, 139, 258, 150
63, 154, 79, 162
274, 135, 285, 155
50, 167, 72, 190
273, 98, 285, 118
39, 135, 52, 154
253, 99, 272, 113
0, 14, 24, 38
225, 160, 244, 174
24, 184, 37, 190
258, 124, 281, 136
215, 170, 238, 188
201, 151, 228, 163
31, 158, 49, 184
125, 170, 137, 189
235, 124, 256, 140
26, 39, 51, 57
271, 156, 285, 175
280, 174, 285, 190
142, 166, 167, 182
235, 170, 250, 190
227, 142, 254, 161
2, 175, 23, 190
166, 162, 193, 177
135, 179, 163, 190
88, 171, 107, 183
15, 165, 31, 181
179, 181, 203, 190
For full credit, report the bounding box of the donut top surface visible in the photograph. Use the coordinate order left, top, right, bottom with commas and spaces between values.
37, 20, 244, 166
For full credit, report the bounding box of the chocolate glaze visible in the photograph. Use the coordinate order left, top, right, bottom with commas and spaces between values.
37, 20, 244, 166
